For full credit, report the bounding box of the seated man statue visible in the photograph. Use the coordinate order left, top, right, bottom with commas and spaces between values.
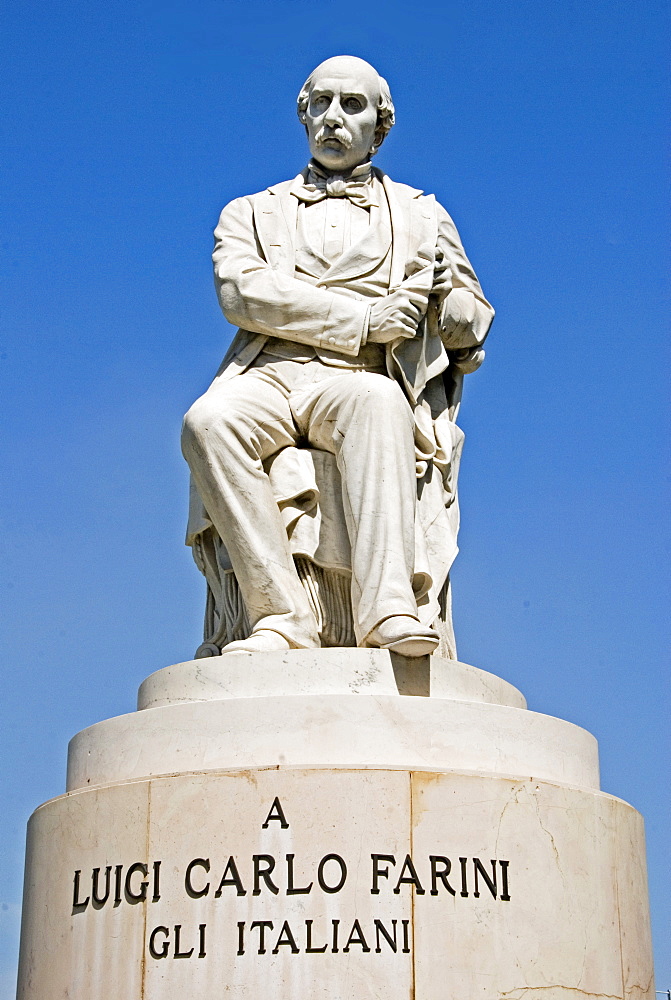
181, 55, 493, 658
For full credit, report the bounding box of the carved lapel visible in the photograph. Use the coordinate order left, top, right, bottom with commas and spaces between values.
381, 172, 439, 287
316, 201, 392, 287
383, 172, 416, 288
254, 173, 434, 287
253, 179, 300, 276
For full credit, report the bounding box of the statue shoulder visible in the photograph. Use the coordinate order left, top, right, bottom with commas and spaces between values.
373, 168, 426, 201
375, 170, 448, 229
224, 176, 299, 206
216, 176, 301, 225
375, 170, 457, 219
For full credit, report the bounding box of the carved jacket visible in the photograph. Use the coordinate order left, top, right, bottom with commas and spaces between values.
210, 168, 493, 400
188, 168, 494, 623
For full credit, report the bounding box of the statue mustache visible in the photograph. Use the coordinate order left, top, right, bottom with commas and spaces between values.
314, 126, 353, 149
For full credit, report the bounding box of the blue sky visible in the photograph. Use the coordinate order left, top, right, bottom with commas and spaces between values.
1, 0, 669, 991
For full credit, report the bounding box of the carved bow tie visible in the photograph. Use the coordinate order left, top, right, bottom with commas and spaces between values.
292, 161, 378, 210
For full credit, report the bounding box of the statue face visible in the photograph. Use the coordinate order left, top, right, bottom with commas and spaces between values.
304, 61, 380, 173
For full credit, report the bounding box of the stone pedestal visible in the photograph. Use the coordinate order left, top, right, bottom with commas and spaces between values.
17, 651, 655, 998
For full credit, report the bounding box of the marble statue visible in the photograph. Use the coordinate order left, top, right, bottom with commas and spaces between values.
182, 55, 494, 658
18, 72, 655, 989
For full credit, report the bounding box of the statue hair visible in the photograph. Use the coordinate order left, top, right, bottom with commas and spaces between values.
296, 69, 395, 155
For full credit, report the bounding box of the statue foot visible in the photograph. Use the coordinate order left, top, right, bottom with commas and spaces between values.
220, 630, 293, 654
365, 615, 439, 658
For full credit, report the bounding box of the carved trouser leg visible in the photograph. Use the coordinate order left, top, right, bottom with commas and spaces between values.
291, 366, 418, 642
182, 356, 419, 646
182, 360, 320, 648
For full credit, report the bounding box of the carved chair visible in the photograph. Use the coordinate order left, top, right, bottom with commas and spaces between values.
189, 371, 465, 660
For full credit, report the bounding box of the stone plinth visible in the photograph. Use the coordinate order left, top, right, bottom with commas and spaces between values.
17, 652, 655, 998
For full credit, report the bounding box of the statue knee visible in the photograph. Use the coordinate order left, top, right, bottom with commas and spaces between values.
181, 397, 212, 452
351, 374, 412, 420
182, 392, 253, 461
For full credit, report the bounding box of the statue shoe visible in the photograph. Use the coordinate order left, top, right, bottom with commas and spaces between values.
220, 629, 293, 654
364, 615, 439, 658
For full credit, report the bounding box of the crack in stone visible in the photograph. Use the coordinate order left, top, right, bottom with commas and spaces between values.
627, 979, 654, 996
531, 798, 561, 868
500, 988, 623, 998
494, 782, 524, 855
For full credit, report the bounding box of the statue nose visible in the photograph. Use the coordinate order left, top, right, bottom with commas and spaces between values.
324, 99, 343, 126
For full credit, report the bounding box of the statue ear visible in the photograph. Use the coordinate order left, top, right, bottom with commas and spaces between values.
373, 127, 386, 151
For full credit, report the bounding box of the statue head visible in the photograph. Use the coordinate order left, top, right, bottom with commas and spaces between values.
297, 55, 395, 173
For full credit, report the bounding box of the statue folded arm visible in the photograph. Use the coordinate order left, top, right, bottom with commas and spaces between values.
435, 203, 495, 370
213, 194, 369, 357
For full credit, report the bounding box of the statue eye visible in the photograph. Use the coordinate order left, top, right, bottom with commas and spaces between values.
344, 97, 362, 111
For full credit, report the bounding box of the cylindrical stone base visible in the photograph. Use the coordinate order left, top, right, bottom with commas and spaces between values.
16, 653, 654, 998
18, 767, 653, 998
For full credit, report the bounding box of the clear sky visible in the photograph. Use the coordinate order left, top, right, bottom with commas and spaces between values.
1, 0, 669, 992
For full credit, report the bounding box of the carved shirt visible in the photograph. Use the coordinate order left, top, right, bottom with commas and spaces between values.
263, 163, 391, 368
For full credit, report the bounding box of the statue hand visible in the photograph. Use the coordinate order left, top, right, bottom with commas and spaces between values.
440, 287, 478, 347
431, 254, 453, 303
367, 287, 425, 344
448, 345, 486, 374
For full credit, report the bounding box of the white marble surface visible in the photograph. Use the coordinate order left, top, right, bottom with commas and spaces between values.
615, 801, 658, 998
17, 767, 654, 999
67, 690, 599, 792
411, 772, 654, 996
17, 779, 149, 999
183, 56, 495, 656
137, 651, 527, 710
